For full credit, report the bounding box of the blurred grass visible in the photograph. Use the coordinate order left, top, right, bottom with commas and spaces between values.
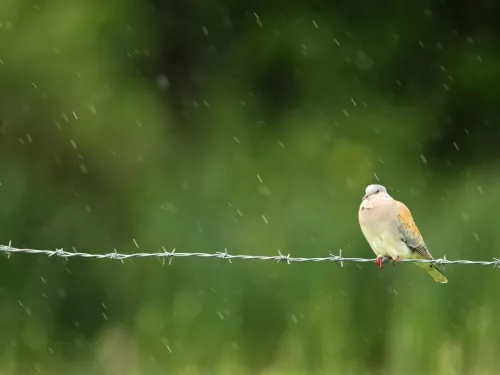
1, 0, 500, 374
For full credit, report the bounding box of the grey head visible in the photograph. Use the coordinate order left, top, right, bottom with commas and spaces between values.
362, 184, 387, 201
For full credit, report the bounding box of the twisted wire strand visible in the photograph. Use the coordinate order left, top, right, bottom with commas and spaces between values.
0, 244, 498, 268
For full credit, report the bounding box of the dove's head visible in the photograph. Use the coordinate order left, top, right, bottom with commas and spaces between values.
362, 184, 387, 201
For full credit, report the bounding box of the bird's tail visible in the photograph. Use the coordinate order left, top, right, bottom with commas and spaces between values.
414, 261, 448, 283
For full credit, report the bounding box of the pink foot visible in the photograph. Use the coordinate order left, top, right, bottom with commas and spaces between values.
391, 256, 401, 265
375, 256, 384, 270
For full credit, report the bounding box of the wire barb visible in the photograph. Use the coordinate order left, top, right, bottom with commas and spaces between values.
329, 249, 344, 267
217, 248, 232, 263
110, 249, 124, 263
434, 255, 446, 266
2, 241, 13, 259
1, 246, 11, 259
277, 250, 290, 264
161, 247, 176, 265
49, 248, 67, 260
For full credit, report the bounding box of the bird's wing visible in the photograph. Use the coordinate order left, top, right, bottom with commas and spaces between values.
394, 201, 434, 260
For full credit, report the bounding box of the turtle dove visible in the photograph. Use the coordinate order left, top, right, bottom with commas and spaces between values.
358, 184, 447, 283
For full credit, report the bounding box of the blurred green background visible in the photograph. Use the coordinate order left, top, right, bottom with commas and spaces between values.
1, 0, 500, 374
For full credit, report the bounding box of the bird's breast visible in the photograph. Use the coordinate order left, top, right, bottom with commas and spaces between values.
358, 206, 398, 243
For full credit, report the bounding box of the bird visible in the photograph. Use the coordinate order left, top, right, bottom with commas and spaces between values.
358, 184, 447, 283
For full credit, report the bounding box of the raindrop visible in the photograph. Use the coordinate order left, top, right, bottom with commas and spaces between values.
253, 12, 263, 27
156, 74, 170, 90
78, 163, 88, 174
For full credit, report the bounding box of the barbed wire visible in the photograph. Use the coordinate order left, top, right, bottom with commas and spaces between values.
0, 243, 499, 268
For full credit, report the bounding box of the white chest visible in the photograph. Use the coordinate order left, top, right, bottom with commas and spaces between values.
359, 211, 410, 259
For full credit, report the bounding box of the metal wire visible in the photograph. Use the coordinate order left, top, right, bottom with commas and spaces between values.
0, 242, 499, 268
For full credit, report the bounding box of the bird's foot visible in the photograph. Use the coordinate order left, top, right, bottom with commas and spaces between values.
375, 256, 384, 270
391, 256, 401, 266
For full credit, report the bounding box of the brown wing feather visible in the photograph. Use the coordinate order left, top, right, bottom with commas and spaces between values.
395, 201, 434, 260
395, 201, 447, 283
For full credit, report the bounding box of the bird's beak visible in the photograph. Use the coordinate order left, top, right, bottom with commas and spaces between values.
362, 194, 368, 201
